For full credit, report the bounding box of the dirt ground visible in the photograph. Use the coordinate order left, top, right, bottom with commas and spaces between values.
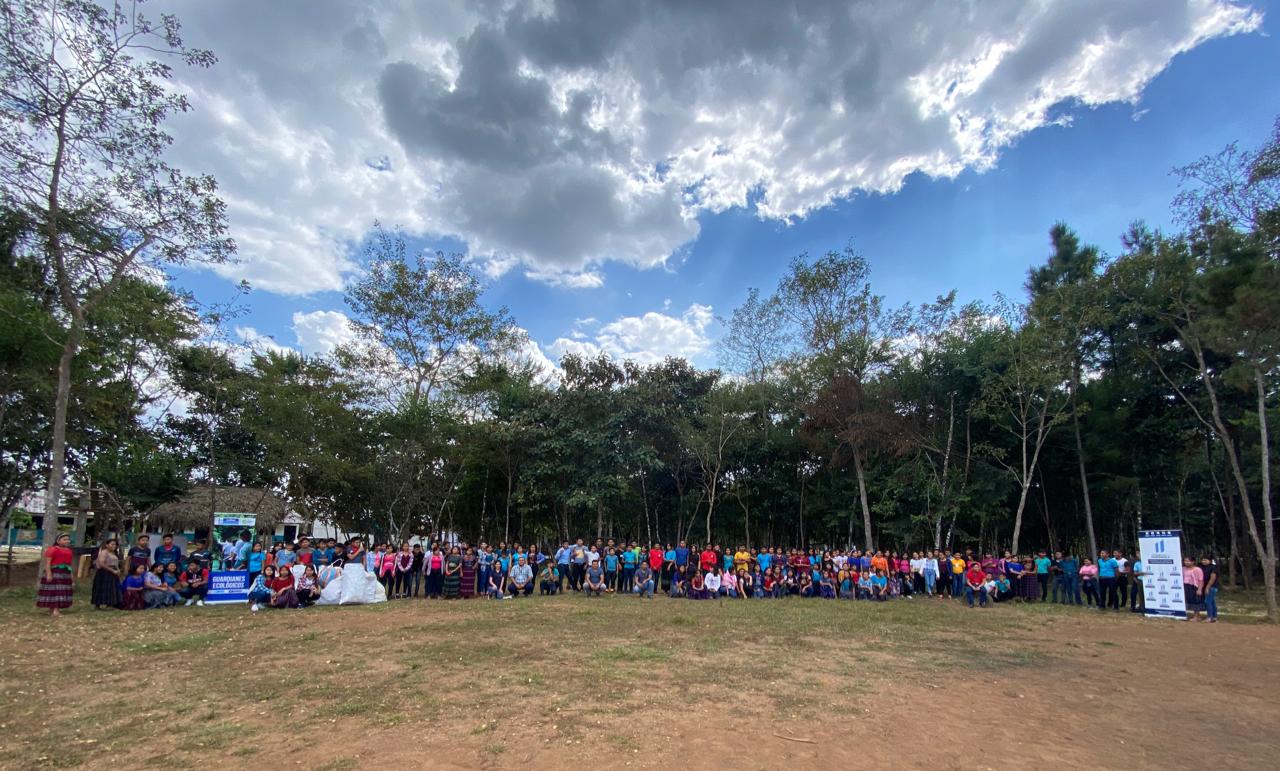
0, 575, 1276, 770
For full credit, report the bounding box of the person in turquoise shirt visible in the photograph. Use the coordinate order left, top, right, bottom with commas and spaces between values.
1034, 551, 1051, 601
1097, 550, 1119, 611
605, 549, 620, 592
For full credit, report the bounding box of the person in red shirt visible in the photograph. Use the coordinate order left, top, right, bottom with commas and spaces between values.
37, 532, 76, 616
699, 546, 716, 573
965, 564, 988, 608
269, 568, 299, 608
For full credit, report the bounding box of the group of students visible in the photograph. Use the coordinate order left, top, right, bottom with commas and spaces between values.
36, 531, 1220, 623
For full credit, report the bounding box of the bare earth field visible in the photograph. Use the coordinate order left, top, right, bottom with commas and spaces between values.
0, 573, 1277, 770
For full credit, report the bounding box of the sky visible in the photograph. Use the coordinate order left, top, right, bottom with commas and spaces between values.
155, 0, 1280, 373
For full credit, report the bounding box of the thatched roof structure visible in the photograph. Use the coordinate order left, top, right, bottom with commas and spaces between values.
150, 485, 290, 533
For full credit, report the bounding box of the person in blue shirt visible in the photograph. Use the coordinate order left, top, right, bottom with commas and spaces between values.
870, 570, 888, 601
478, 544, 494, 598
620, 546, 637, 594
663, 546, 676, 592
1129, 557, 1146, 613
605, 548, 620, 592
554, 541, 571, 591
1054, 551, 1080, 605
757, 550, 772, 573
246, 543, 266, 583
153, 534, 184, 569
1096, 549, 1119, 611
674, 541, 689, 570
276, 542, 298, 569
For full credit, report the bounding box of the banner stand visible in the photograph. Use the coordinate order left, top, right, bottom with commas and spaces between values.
1138, 529, 1186, 620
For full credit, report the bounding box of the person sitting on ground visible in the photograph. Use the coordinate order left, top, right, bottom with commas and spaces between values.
703, 566, 723, 599
669, 566, 688, 598
798, 570, 816, 598
965, 562, 988, 608
992, 573, 1014, 603
584, 559, 607, 597
296, 565, 318, 606
509, 556, 534, 597
856, 570, 873, 599
871, 569, 889, 601
689, 570, 706, 599
633, 562, 655, 598
721, 568, 738, 598
737, 569, 754, 599
144, 563, 179, 609
819, 570, 837, 599
248, 565, 274, 612
179, 560, 209, 607
121, 563, 147, 610
270, 564, 299, 609
538, 561, 558, 595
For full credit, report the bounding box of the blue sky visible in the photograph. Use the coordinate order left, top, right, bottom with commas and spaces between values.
163, 1, 1277, 371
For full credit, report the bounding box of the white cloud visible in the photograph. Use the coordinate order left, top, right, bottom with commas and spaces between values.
234, 325, 293, 358
292, 310, 358, 356
548, 303, 715, 366
523, 268, 605, 289
158, 1, 1262, 295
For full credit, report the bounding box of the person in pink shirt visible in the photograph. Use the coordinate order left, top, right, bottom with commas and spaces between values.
1182, 557, 1205, 621
378, 545, 397, 595
1078, 558, 1100, 607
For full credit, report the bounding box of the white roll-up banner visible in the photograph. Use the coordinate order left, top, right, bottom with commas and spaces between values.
1138, 529, 1186, 619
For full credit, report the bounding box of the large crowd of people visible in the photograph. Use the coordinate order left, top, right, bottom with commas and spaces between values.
36, 532, 1221, 622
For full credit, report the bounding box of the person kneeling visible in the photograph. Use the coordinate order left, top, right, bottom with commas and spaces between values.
509, 557, 534, 597
487, 571, 506, 599
584, 560, 607, 597
633, 563, 655, 598
538, 562, 558, 595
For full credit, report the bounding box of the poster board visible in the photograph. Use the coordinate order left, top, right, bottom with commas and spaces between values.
206, 570, 250, 604
1138, 529, 1186, 619
212, 513, 257, 569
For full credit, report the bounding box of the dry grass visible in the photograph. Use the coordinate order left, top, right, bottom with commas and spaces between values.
0, 582, 1276, 769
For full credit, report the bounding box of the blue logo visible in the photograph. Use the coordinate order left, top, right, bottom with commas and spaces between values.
1155, 541, 1166, 554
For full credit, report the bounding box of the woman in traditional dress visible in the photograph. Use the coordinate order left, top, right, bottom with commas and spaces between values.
459, 546, 477, 598
442, 545, 462, 599
91, 538, 122, 609
37, 532, 76, 616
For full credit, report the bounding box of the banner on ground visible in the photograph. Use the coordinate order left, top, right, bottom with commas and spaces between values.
1138, 529, 1185, 620
206, 570, 250, 604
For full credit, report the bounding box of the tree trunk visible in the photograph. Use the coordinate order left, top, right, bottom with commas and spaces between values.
42, 325, 82, 549
1071, 370, 1098, 561
1254, 368, 1277, 620
1011, 481, 1032, 556
852, 450, 873, 551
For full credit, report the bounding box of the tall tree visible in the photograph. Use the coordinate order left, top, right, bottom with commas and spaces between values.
773, 247, 905, 549
0, 0, 232, 546
1028, 223, 1105, 560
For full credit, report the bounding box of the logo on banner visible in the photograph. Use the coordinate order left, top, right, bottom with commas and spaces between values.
1155, 541, 1165, 553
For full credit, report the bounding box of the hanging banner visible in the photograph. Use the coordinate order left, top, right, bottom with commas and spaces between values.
206, 570, 251, 604
1138, 529, 1186, 619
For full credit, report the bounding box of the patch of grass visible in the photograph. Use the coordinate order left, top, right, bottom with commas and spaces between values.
592, 643, 672, 663
117, 632, 225, 654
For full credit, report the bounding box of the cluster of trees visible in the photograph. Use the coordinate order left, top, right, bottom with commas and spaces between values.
0, 1, 1275, 617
